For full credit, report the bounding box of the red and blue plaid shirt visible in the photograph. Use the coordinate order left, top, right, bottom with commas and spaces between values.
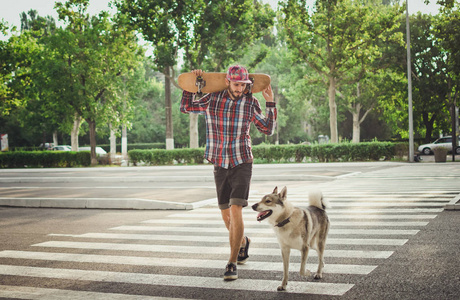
180, 90, 277, 169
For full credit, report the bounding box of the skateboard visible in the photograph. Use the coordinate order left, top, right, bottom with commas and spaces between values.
178, 72, 271, 94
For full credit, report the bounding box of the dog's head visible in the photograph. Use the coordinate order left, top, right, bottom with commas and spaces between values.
252, 186, 288, 222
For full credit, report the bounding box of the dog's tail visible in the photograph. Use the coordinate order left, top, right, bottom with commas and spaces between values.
309, 190, 330, 210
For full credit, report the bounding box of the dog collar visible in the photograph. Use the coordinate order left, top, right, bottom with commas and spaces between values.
275, 217, 291, 227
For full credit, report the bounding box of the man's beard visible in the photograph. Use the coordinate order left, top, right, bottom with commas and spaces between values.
228, 85, 246, 100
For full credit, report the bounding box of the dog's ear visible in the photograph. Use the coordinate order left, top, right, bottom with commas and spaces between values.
272, 186, 278, 194
279, 186, 287, 200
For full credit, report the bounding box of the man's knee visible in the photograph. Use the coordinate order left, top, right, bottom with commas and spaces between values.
229, 198, 248, 208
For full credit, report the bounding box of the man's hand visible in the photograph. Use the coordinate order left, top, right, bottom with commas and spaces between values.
262, 85, 274, 103
192, 69, 203, 77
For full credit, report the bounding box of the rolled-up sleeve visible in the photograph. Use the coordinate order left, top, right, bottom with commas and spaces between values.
180, 91, 210, 114
253, 100, 277, 136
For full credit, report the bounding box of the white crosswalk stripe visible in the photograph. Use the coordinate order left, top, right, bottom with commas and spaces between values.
0, 178, 456, 299
0, 251, 377, 275
110, 225, 421, 235
49, 232, 409, 246
31, 240, 394, 259
0, 284, 184, 300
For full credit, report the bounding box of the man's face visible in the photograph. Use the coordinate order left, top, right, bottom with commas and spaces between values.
226, 80, 247, 100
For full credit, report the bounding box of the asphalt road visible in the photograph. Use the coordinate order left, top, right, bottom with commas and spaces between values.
0, 161, 459, 299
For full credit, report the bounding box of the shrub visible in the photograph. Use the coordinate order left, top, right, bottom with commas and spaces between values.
0, 151, 91, 168
127, 141, 405, 166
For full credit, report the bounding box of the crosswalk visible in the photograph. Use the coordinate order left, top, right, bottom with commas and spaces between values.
0, 178, 458, 299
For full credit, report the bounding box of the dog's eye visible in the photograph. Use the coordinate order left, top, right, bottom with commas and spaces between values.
265, 200, 272, 203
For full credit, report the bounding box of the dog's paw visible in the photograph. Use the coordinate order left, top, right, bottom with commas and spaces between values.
300, 269, 312, 277
277, 285, 286, 291
313, 272, 323, 279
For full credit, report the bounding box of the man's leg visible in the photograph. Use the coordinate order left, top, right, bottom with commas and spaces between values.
221, 207, 247, 256
229, 205, 244, 263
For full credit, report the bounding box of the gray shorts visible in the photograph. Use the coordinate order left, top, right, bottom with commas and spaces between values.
213, 163, 252, 210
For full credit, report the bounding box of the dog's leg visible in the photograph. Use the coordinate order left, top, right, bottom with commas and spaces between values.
314, 240, 326, 279
300, 245, 312, 278
277, 246, 291, 291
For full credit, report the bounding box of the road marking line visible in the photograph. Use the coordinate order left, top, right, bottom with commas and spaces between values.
48, 232, 408, 246
164, 213, 438, 220
32, 241, 393, 259
142, 219, 429, 227
0, 284, 184, 300
0, 265, 354, 296
110, 225, 420, 236
194, 207, 445, 213
0, 251, 377, 275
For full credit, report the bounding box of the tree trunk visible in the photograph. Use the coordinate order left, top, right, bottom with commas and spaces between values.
164, 66, 174, 150
451, 104, 457, 162
122, 124, 128, 161
109, 123, 116, 164
328, 77, 338, 143
87, 119, 97, 166
189, 114, 199, 148
352, 103, 361, 143
53, 131, 58, 147
422, 112, 436, 144
71, 113, 81, 151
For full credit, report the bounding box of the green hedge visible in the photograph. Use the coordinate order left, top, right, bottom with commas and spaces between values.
129, 142, 407, 165
129, 148, 205, 166
0, 142, 407, 168
0, 151, 91, 168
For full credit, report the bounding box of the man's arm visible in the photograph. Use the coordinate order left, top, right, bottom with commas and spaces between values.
252, 94, 277, 136
179, 69, 210, 114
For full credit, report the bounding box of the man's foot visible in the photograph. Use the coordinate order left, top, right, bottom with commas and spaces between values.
237, 236, 250, 265
223, 263, 238, 281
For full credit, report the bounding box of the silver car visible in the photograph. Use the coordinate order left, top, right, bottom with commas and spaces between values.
51, 145, 72, 151
417, 136, 460, 155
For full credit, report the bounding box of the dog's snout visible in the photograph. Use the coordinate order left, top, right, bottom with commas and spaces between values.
252, 203, 258, 211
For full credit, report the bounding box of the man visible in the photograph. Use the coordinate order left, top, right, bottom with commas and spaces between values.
180, 65, 277, 280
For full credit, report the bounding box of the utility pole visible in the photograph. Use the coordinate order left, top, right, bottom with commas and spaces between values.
406, 1, 414, 162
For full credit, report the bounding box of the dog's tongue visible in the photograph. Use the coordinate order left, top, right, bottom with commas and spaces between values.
257, 211, 265, 219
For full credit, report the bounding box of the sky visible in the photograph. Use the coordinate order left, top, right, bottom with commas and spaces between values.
0, 0, 442, 39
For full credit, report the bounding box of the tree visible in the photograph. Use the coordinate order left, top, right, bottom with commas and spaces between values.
179, 0, 275, 148
45, 0, 144, 164
116, 0, 275, 149
435, 1, 460, 157
280, 0, 402, 143
115, 0, 187, 150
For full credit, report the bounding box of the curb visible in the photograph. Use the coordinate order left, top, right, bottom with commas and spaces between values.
0, 197, 217, 210
445, 194, 460, 211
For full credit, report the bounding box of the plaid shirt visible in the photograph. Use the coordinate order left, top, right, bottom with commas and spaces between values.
180, 90, 277, 168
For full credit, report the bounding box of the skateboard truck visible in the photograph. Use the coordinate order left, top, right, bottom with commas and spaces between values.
195, 76, 206, 97
245, 76, 255, 95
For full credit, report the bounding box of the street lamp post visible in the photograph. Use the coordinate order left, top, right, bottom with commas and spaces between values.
406, 0, 415, 162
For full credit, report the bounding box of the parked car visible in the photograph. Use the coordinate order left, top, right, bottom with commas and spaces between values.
51, 145, 72, 151
78, 146, 107, 155
38, 142, 54, 150
417, 136, 460, 155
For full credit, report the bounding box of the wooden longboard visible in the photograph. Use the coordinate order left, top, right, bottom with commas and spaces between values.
178, 72, 271, 94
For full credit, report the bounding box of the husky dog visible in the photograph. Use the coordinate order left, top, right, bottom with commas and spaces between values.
252, 186, 330, 291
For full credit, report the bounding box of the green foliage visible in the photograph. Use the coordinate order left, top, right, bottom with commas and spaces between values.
128, 142, 404, 165
2, 0, 460, 151
280, 0, 403, 142
0, 151, 91, 168
129, 148, 205, 165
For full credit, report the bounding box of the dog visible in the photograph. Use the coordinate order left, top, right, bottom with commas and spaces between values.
252, 186, 330, 291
